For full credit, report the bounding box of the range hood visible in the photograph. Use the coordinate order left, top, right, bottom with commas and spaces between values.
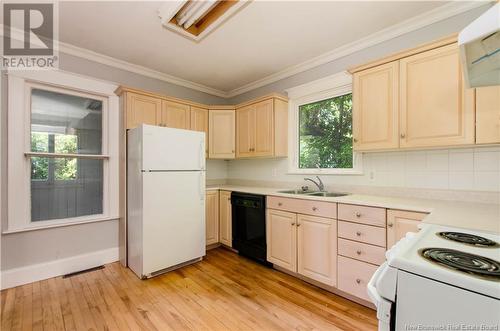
458, 3, 499, 88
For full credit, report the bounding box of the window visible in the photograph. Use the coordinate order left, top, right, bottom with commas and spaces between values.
7, 70, 119, 232
287, 72, 362, 174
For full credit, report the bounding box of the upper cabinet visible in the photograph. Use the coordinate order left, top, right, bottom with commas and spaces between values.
399, 44, 474, 148
236, 97, 288, 158
116, 87, 288, 159
190, 107, 209, 156
161, 100, 190, 129
209, 108, 235, 159
353, 61, 399, 150
350, 36, 489, 152
124, 92, 162, 130
476, 86, 500, 144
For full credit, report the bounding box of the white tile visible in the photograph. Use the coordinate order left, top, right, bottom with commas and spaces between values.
449, 151, 474, 172
474, 151, 500, 172
449, 171, 474, 190
370, 154, 387, 172
405, 151, 426, 172
426, 151, 449, 172
474, 172, 500, 192
424, 172, 449, 190
386, 153, 406, 172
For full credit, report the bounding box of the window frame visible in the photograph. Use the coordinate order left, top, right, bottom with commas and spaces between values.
6, 70, 119, 233
286, 72, 363, 175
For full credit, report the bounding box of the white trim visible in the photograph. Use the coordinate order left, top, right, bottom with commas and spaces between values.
7, 70, 120, 232
0, 247, 119, 290
287, 72, 363, 175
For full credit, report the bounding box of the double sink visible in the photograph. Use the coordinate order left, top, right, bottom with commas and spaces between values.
277, 189, 349, 198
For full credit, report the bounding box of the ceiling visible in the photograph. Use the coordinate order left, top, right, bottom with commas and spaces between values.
57, 1, 467, 96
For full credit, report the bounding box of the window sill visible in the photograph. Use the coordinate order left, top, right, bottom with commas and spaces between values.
2, 215, 119, 235
287, 169, 364, 175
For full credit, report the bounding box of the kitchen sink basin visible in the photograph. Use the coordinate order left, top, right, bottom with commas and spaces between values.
277, 190, 349, 197
277, 189, 314, 194
306, 191, 349, 197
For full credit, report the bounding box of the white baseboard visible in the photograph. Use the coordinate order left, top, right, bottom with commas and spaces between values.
0, 247, 119, 290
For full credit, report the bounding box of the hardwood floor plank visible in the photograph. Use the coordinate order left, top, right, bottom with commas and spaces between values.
0, 248, 377, 331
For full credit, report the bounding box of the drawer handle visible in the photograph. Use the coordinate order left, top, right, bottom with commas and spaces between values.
278, 202, 283, 206
356, 250, 362, 255
312, 207, 318, 211
355, 212, 361, 218
356, 278, 361, 284
291, 222, 295, 226
387, 223, 393, 228
356, 231, 362, 237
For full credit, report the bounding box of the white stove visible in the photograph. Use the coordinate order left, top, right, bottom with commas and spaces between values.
368, 224, 500, 331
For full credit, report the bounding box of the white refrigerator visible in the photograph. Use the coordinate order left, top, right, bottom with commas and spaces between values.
127, 124, 206, 279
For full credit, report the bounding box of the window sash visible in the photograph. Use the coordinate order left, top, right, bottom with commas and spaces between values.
6, 71, 119, 233
287, 77, 363, 175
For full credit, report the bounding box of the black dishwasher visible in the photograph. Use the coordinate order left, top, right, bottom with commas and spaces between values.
231, 192, 270, 266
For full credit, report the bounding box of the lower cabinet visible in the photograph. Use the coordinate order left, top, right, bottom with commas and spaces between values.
205, 190, 219, 246
266, 208, 337, 286
387, 209, 427, 248
338, 256, 378, 302
219, 190, 232, 247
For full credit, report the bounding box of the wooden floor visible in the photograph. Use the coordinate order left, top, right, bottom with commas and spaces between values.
1, 248, 377, 331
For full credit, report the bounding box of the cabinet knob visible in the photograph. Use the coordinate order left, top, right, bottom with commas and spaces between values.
312, 207, 318, 211
353, 138, 358, 143
291, 222, 295, 226
231, 150, 235, 153
278, 202, 283, 206
355, 212, 361, 218
356, 231, 362, 237
400, 133, 406, 139
356, 250, 362, 255
297, 223, 301, 227
356, 279, 361, 284
387, 223, 393, 228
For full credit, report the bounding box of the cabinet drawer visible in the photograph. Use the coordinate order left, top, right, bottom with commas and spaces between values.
338, 238, 385, 265
338, 204, 386, 227
267, 196, 337, 218
338, 221, 386, 247
338, 256, 378, 302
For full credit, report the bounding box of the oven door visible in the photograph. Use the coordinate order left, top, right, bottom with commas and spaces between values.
368, 262, 397, 331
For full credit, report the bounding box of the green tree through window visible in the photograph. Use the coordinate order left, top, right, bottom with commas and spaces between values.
299, 93, 353, 169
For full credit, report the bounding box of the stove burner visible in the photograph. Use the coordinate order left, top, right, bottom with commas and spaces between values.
420, 248, 500, 280
437, 232, 498, 247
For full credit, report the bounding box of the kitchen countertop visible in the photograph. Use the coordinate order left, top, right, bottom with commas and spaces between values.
206, 185, 500, 234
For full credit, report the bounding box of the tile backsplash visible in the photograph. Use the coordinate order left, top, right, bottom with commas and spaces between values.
226, 146, 500, 193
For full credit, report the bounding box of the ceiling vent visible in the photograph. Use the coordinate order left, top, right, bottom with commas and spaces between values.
158, 0, 249, 42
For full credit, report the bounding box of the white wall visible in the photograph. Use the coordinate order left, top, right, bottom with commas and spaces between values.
227, 147, 500, 193
206, 160, 228, 181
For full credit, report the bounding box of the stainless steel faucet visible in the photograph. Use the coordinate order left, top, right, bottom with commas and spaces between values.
304, 176, 325, 192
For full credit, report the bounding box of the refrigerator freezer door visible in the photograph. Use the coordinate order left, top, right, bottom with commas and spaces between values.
141, 171, 206, 276
142, 125, 205, 171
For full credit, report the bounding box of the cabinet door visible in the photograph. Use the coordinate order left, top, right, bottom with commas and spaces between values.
236, 105, 255, 158
400, 44, 475, 148
219, 190, 232, 247
254, 99, 274, 157
191, 107, 209, 156
476, 86, 500, 144
162, 101, 190, 129
387, 210, 427, 248
266, 209, 297, 272
125, 92, 162, 129
205, 190, 219, 246
353, 61, 399, 151
209, 109, 235, 159
297, 214, 337, 286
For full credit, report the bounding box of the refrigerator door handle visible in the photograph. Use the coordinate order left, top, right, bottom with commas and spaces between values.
198, 172, 204, 201
199, 140, 205, 170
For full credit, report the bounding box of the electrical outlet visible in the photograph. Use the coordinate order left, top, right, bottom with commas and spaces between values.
370, 171, 375, 180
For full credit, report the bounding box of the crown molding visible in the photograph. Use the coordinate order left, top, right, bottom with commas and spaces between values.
224, 0, 489, 98
0, 1, 489, 99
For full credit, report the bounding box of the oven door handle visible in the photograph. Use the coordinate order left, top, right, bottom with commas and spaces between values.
368, 262, 392, 329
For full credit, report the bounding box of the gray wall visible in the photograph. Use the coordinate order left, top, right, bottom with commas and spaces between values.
0, 52, 228, 272
226, 5, 491, 104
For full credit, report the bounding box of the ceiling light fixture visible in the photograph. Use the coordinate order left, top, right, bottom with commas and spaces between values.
158, 0, 250, 42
